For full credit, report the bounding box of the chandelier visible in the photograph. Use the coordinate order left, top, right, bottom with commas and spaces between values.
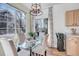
30, 3, 42, 16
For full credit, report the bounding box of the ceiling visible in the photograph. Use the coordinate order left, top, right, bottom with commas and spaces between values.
9, 3, 60, 13
9, 3, 29, 13
22, 3, 59, 10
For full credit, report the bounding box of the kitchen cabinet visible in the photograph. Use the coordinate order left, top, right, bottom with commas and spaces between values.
66, 9, 79, 26
66, 35, 79, 56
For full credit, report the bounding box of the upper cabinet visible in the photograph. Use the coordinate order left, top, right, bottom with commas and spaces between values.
66, 9, 79, 26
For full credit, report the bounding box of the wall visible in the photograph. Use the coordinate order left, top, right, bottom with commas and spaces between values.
53, 3, 79, 47
34, 3, 79, 48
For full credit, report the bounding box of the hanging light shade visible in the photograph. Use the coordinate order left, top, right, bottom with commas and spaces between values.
30, 3, 42, 16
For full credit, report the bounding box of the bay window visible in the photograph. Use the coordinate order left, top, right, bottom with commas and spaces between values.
0, 3, 26, 37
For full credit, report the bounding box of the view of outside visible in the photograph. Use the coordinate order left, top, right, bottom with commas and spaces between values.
0, 3, 26, 35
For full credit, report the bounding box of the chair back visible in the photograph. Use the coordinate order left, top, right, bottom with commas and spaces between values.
0, 38, 18, 56
30, 47, 47, 56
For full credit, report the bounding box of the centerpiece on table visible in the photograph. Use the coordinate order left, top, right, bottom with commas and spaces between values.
28, 32, 36, 40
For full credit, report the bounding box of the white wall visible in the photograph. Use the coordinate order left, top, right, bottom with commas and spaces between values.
34, 3, 79, 48
53, 3, 79, 47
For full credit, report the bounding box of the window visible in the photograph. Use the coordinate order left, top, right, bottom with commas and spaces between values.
0, 10, 15, 35
0, 3, 26, 36
35, 18, 48, 34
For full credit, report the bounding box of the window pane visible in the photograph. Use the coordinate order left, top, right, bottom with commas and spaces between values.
0, 29, 7, 35
8, 23, 15, 29
8, 29, 15, 34
0, 15, 7, 21
0, 22, 7, 28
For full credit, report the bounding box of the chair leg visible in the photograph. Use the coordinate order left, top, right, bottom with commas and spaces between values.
30, 47, 32, 56
45, 50, 47, 56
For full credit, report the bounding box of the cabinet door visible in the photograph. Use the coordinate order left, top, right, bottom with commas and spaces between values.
73, 10, 77, 26
75, 10, 79, 26
75, 37, 79, 55
66, 11, 74, 26
66, 37, 78, 56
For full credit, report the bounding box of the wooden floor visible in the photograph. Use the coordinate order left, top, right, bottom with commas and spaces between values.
44, 36, 66, 56
47, 48, 66, 56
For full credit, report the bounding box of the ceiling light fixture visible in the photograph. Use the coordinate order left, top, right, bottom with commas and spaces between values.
30, 3, 42, 16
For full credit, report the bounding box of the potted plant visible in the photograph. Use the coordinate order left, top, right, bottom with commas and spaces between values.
28, 32, 36, 39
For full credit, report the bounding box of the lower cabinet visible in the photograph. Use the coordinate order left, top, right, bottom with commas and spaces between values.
66, 36, 79, 56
